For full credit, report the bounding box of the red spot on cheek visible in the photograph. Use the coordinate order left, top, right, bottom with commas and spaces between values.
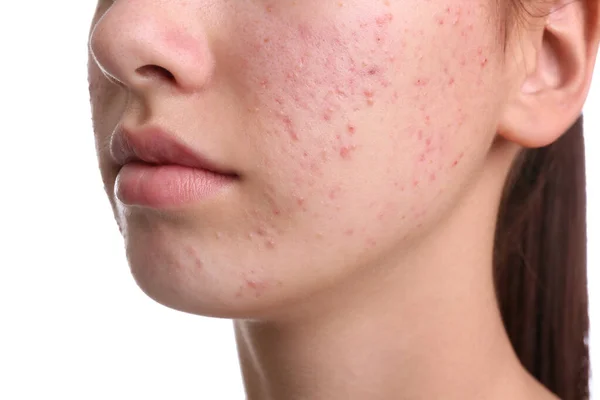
347, 125, 356, 135
340, 145, 357, 159
366, 237, 377, 247
451, 151, 465, 167
329, 186, 342, 199
345, 229, 354, 236
376, 13, 394, 26
368, 66, 380, 75
363, 89, 375, 106
246, 279, 269, 297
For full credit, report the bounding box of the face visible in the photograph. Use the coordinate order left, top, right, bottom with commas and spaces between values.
88, 0, 512, 318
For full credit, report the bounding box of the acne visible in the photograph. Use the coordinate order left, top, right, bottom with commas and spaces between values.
183, 244, 203, 270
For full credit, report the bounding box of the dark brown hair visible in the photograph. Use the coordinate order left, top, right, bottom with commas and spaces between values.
493, 115, 589, 399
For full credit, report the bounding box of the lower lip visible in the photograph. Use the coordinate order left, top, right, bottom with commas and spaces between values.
115, 162, 235, 208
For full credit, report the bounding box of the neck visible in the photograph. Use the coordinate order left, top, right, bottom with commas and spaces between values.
234, 140, 555, 400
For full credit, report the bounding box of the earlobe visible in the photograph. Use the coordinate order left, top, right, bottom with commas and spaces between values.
498, 0, 599, 149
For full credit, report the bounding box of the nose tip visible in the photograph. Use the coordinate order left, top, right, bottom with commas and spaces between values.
88, 3, 215, 94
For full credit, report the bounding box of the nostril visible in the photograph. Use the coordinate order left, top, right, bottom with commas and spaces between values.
135, 65, 175, 82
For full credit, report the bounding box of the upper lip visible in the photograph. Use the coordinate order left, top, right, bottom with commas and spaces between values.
109, 125, 236, 176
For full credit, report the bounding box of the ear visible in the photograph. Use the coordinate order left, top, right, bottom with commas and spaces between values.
498, 0, 600, 148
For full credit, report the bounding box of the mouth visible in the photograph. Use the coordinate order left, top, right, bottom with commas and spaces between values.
109, 125, 238, 209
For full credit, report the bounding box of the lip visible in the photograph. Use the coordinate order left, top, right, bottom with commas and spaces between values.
110, 125, 238, 208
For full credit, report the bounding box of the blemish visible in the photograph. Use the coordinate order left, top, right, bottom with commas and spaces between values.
347, 124, 356, 135
376, 13, 394, 26
345, 229, 354, 236
364, 89, 375, 106
368, 66, 380, 75
451, 151, 465, 167
340, 145, 356, 159
329, 186, 342, 199
246, 278, 269, 298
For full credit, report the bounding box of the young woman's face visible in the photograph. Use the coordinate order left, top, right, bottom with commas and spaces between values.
88, 0, 512, 317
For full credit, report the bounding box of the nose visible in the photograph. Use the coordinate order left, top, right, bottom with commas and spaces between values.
89, 2, 215, 95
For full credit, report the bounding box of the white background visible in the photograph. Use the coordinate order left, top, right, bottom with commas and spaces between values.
0, 2, 598, 399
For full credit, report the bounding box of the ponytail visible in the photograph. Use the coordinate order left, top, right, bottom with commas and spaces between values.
493, 116, 589, 399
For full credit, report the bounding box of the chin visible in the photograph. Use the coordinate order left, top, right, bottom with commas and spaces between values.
122, 236, 293, 320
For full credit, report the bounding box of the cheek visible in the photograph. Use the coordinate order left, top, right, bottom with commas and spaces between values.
228, 2, 500, 246
235, 5, 400, 186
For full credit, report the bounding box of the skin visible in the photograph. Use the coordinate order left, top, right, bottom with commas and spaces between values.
88, 0, 600, 399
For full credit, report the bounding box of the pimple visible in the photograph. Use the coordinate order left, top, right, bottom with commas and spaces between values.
375, 13, 394, 26
347, 125, 356, 135
368, 66, 380, 75
451, 151, 465, 167
364, 89, 375, 106
246, 278, 269, 298
329, 186, 342, 199
345, 229, 354, 236
339, 145, 356, 159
